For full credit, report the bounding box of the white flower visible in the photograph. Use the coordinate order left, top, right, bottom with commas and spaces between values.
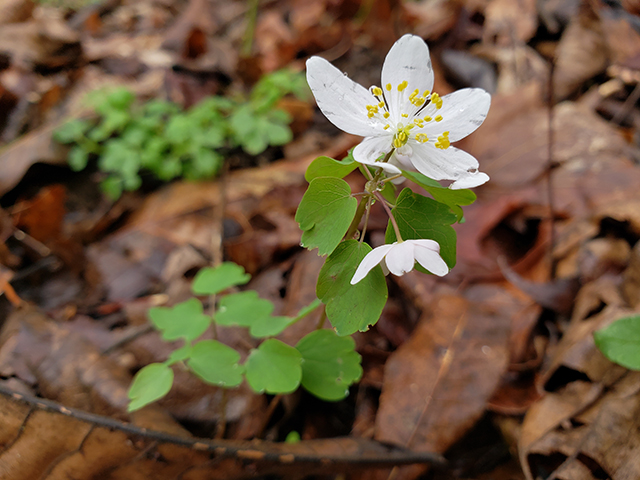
350, 239, 449, 285
306, 34, 490, 189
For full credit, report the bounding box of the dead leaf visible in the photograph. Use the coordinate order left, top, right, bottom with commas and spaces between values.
375, 288, 513, 455
553, 2, 608, 100
483, 0, 538, 45
0, 0, 34, 26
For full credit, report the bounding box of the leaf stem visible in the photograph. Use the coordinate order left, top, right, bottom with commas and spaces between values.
345, 195, 369, 240
375, 191, 402, 242
360, 197, 372, 243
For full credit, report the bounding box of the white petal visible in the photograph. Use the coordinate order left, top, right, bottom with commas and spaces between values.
351, 244, 395, 285
450, 171, 489, 189
408, 143, 481, 183
384, 242, 416, 276
434, 88, 491, 142
352, 136, 401, 175
381, 35, 434, 122
412, 240, 449, 276
306, 56, 378, 137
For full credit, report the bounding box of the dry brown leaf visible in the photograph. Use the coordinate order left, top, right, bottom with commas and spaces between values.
375, 288, 514, 455
553, 2, 608, 100
0, 121, 69, 196
483, 0, 538, 45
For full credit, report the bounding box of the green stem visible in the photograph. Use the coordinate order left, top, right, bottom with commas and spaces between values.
375, 191, 402, 242
345, 195, 370, 240
360, 197, 372, 243
242, 0, 259, 57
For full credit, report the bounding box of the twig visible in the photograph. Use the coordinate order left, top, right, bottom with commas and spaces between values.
0, 383, 445, 467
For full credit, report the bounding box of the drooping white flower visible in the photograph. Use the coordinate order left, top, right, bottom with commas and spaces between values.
306, 34, 490, 189
350, 239, 448, 285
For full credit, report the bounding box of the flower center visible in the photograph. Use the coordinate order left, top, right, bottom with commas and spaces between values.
365, 82, 450, 151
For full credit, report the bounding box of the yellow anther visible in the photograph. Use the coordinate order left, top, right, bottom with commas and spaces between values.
384, 124, 390, 130
413, 119, 424, 127
393, 131, 408, 148
378, 101, 385, 108
434, 133, 450, 149
423, 90, 430, 96
424, 116, 432, 122
397, 80, 408, 92
383, 112, 390, 119
386, 83, 392, 91
415, 133, 429, 143
401, 113, 408, 118
435, 115, 443, 122
372, 87, 383, 96
411, 97, 425, 107
407, 124, 414, 129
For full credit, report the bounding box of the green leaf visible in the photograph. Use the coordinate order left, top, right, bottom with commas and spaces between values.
265, 121, 292, 146
192, 263, 251, 295
316, 240, 387, 335
187, 340, 245, 387
167, 345, 192, 364
594, 315, 640, 370
249, 316, 294, 338
296, 329, 362, 401
215, 291, 273, 327
68, 146, 89, 171
100, 176, 123, 200
385, 188, 457, 268
304, 156, 358, 182
295, 177, 358, 256
248, 299, 322, 338
54, 119, 92, 144
128, 363, 173, 412
401, 170, 476, 222
165, 114, 193, 144
244, 339, 302, 394
105, 88, 135, 111
149, 298, 211, 342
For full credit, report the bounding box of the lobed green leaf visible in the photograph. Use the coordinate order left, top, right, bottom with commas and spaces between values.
187, 340, 245, 387
296, 329, 362, 401
192, 263, 251, 295
316, 240, 387, 335
244, 339, 302, 394
385, 188, 457, 269
295, 177, 357, 256
401, 170, 476, 222
149, 298, 211, 342
215, 291, 273, 327
304, 156, 358, 182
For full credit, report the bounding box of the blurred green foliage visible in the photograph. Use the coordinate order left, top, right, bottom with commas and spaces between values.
54, 69, 309, 199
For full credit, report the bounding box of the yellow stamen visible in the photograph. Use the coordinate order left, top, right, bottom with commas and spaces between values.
415, 133, 428, 143
401, 113, 408, 118
372, 87, 383, 96
378, 101, 385, 108
384, 124, 390, 130
424, 116, 432, 122
397, 80, 408, 92
386, 83, 392, 91
383, 112, 390, 119
435, 115, 443, 122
